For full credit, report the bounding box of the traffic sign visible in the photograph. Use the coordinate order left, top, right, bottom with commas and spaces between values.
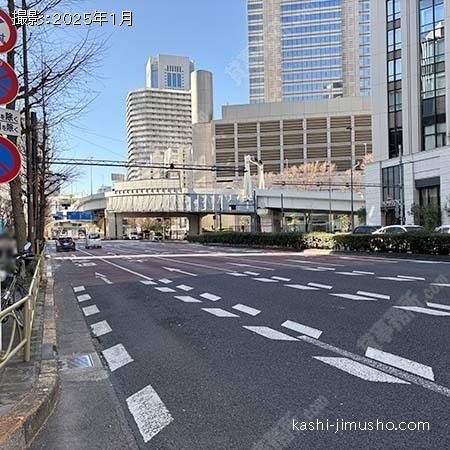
0, 136, 21, 183
0, 10, 17, 54
0, 108, 20, 136
0, 60, 18, 105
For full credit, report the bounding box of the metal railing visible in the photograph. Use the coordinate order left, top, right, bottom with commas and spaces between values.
0, 251, 45, 369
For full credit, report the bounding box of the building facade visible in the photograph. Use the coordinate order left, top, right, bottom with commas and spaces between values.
146, 54, 195, 90
366, 0, 450, 227
211, 97, 372, 180
247, 0, 371, 103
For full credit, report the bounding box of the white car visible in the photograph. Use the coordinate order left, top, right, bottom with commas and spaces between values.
85, 232, 102, 249
435, 225, 450, 233
373, 225, 424, 234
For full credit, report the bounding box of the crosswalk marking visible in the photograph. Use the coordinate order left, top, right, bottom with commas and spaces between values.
398, 275, 426, 281
243, 326, 298, 341
271, 276, 291, 282
393, 306, 450, 317
282, 320, 322, 339
82, 305, 99, 317
91, 320, 112, 337
228, 272, 248, 277
357, 291, 390, 300
365, 347, 435, 381
176, 285, 193, 292
200, 293, 221, 302
174, 296, 202, 303
102, 344, 134, 372
317, 267, 335, 271
73, 286, 85, 293
159, 279, 173, 284
301, 267, 327, 272
377, 276, 415, 282
336, 272, 364, 276
285, 284, 319, 291
253, 278, 279, 283
244, 271, 260, 276
353, 271, 375, 275
313, 357, 409, 384
77, 294, 92, 303
232, 304, 261, 316
202, 308, 239, 318
330, 293, 378, 302
308, 283, 333, 290
126, 385, 173, 443
155, 287, 176, 293
140, 280, 157, 286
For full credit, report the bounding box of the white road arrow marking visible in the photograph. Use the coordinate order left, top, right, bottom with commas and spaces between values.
163, 267, 198, 277
95, 272, 113, 285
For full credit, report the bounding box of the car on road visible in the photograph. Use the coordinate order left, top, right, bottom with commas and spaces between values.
352, 225, 381, 234
152, 231, 164, 241
127, 230, 141, 240
56, 236, 76, 252
85, 232, 102, 249
435, 225, 450, 233
373, 225, 425, 234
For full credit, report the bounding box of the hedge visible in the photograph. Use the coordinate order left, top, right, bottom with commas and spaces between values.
188, 231, 450, 255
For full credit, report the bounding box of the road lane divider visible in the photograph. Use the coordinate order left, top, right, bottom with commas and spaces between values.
357, 291, 390, 300
155, 287, 176, 293
176, 285, 193, 292
393, 306, 450, 317
281, 320, 323, 339
102, 344, 134, 372
202, 308, 240, 318
330, 293, 378, 302
232, 304, 261, 316
174, 296, 202, 303
308, 283, 333, 290
140, 280, 157, 285
243, 326, 298, 341
285, 284, 319, 291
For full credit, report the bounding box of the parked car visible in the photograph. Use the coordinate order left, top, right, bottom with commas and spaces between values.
373, 225, 425, 234
352, 225, 381, 234
127, 230, 141, 240
56, 236, 76, 252
85, 232, 102, 249
435, 225, 450, 233
153, 231, 163, 241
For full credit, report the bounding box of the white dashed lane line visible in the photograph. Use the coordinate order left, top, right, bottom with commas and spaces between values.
228, 273, 248, 277
73, 286, 85, 293
77, 294, 92, 303
176, 285, 193, 292
82, 305, 100, 317
427, 302, 450, 311
126, 384, 174, 443
253, 278, 279, 283
271, 276, 291, 282
357, 291, 391, 300
202, 308, 240, 318
243, 326, 298, 341
352, 271, 375, 275
244, 271, 260, 276
281, 320, 322, 339
155, 287, 176, 293
330, 293, 378, 302
308, 283, 333, 290
393, 306, 450, 317
232, 304, 261, 316
398, 275, 426, 281
91, 320, 113, 337
140, 280, 157, 286
200, 293, 221, 302
102, 344, 134, 372
377, 276, 415, 282
159, 279, 173, 284
285, 284, 319, 291
174, 296, 203, 303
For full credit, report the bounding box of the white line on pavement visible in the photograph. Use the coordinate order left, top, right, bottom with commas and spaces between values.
243, 326, 298, 341
155, 287, 176, 293
91, 320, 112, 337
427, 302, 450, 311
126, 384, 174, 443
317, 267, 336, 271
202, 308, 240, 318
308, 283, 333, 290
365, 347, 435, 381
102, 344, 134, 372
330, 293, 378, 302
431, 283, 450, 287
174, 296, 202, 303
357, 291, 391, 300
140, 280, 157, 285
282, 320, 323, 339
159, 279, 173, 284
163, 266, 198, 277
336, 272, 364, 276
301, 267, 327, 272
176, 285, 193, 292
232, 304, 261, 316
398, 275, 426, 281
82, 305, 100, 317
228, 262, 275, 271
271, 276, 291, 282
377, 277, 415, 282
352, 271, 375, 275
77, 294, 92, 303
313, 357, 409, 384
73, 286, 85, 293
200, 293, 221, 302
244, 271, 260, 276
285, 284, 319, 291
228, 272, 248, 277
393, 306, 450, 317
253, 278, 279, 283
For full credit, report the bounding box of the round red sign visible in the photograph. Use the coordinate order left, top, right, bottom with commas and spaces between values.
0, 10, 17, 54
0, 59, 19, 105
0, 136, 22, 183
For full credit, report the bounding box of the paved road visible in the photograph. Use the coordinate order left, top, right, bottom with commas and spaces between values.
42, 241, 450, 449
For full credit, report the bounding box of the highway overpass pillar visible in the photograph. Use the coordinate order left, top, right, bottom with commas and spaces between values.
106, 212, 124, 239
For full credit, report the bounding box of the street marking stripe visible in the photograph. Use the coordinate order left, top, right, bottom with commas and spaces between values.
126, 384, 173, 443
244, 271, 260, 276
174, 296, 202, 303
393, 306, 450, 317
77, 294, 92, 303
357, 291, 391, 300
82, 305, 99, 317
155, 287, 176, 293
202, 308, 239, 318
398, 275, 426, 281
301, 267, 327, 272
299, 336, 450, 398
91, 320, 112, 337
286, 259, 320, 265
176, 285, 193, 292
353, 271, 375, 275
159, 279, 173, 284
282, 320, 322, 339
377, 276, 415, 282
200, 293, 221, 302
232, 304, 261, 316
336, 272, 364, 276
431, 283, 450, 287
317, 267, 335, 271
313, 357, 409, 384
308, 283, 333, 290
427, 302, 450, 312
330, 293, 378, 302
140, 280, 157, 285
253, 278, 279, 283
102, 344, 134, 372
365, 347, 435, 381
243, 326, 298, 341
73, 286, 85, 293
272, 276, 291, 282
285, 284, 319, 291
228, 272, 248, 277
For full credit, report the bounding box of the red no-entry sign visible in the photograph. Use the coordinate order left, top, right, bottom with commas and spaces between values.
0, 9, 17, 54
0, 136, 21, 183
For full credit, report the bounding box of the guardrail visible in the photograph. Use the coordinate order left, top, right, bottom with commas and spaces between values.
0, 251, 45, 368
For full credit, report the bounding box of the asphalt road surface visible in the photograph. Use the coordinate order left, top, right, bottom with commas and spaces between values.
39, 240, 450, 449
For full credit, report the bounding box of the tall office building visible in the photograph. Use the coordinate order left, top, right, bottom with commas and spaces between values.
247, 0, 371, 103
366, 0, 450, 227
146, 54, 195, 90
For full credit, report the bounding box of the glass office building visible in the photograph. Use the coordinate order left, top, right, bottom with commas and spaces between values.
247, 0, 371, 103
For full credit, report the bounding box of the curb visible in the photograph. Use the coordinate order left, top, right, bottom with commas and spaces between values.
0, 261, 59, 450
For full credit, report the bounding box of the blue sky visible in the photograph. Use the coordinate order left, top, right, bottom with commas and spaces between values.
60, 0, 249, 194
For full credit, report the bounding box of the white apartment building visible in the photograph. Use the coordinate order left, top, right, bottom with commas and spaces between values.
366, 0, 450, 227
146, 54, 195, 90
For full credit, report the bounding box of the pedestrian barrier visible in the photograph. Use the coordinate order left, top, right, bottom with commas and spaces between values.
0, 249, 45, 368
